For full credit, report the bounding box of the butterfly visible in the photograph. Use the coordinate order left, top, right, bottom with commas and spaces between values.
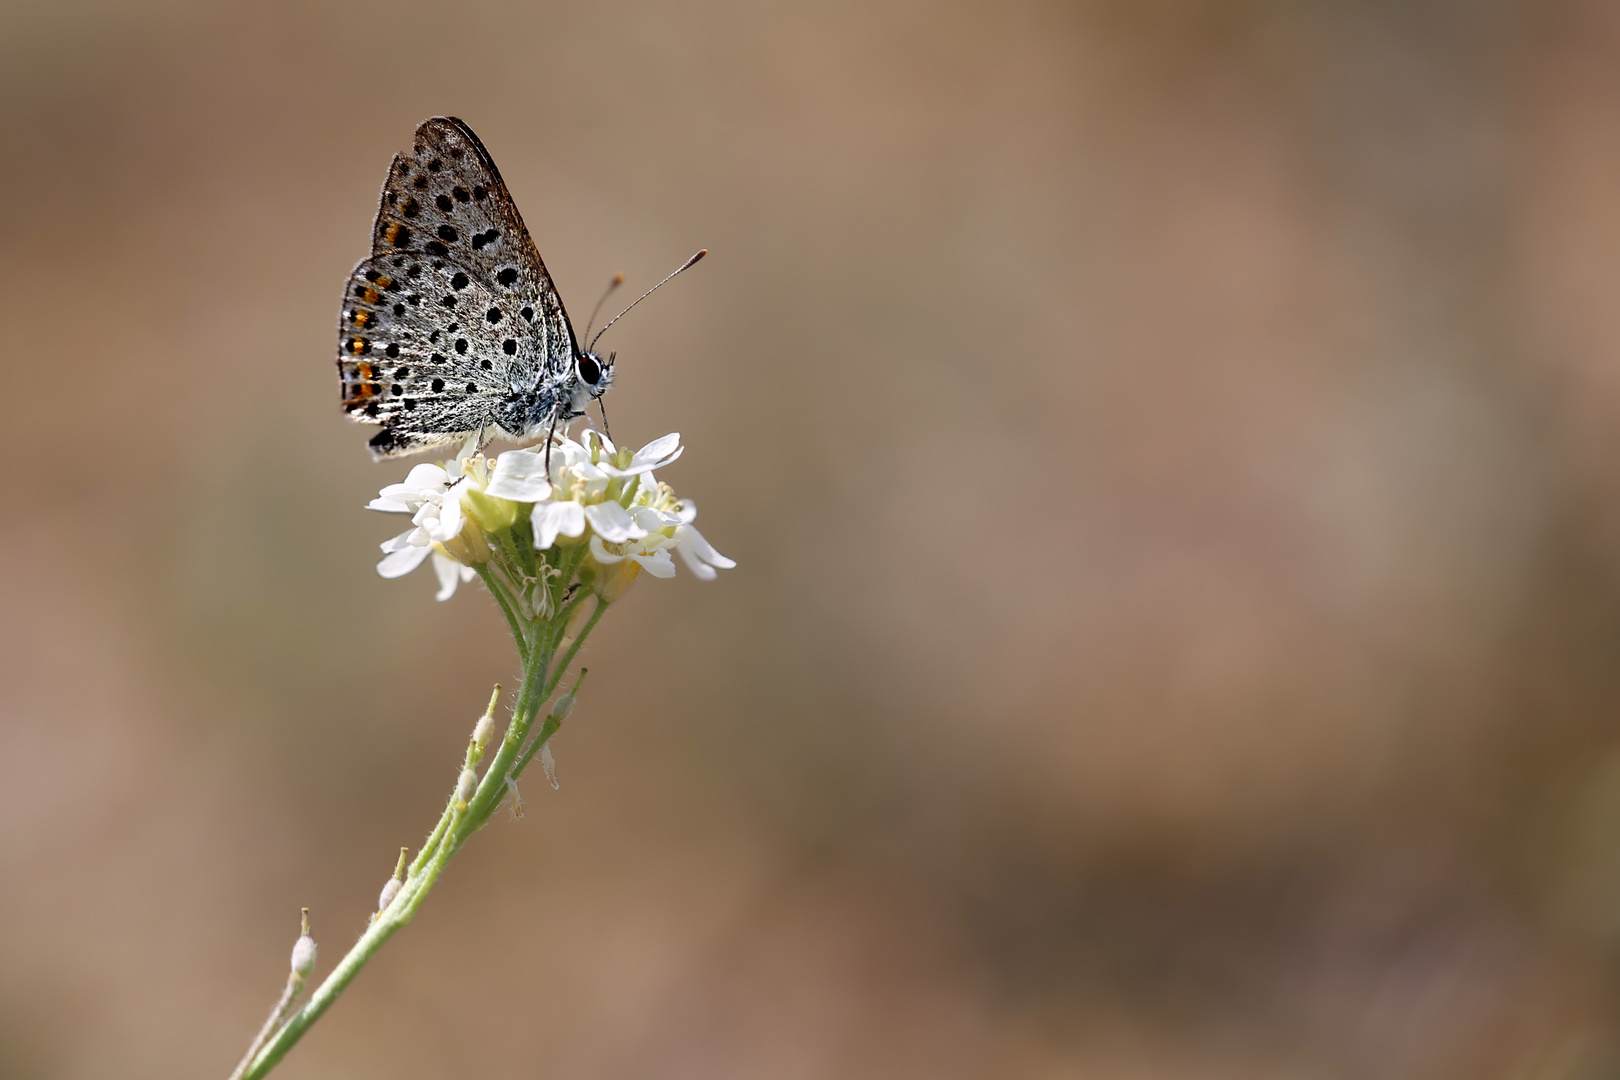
337, 116, 701, 458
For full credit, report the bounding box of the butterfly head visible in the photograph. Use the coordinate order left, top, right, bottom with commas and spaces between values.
576, 350, 615, 399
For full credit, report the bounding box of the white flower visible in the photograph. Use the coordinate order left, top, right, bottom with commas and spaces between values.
367, 428, 732, 604
589, 532, 677, 578
583, 501, 646, 544
431, 552, 478, 601
670, 501, 735, 581
369, 455, 479, 600
595, 431, 683, 479
532, 499, 586, 549
483, 448, 553, 502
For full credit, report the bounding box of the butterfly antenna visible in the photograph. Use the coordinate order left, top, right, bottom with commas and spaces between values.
587, 249, 707, 351
581, 272, 625, 346
596, 394, 614, 446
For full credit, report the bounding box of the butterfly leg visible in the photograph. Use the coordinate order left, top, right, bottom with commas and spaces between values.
544, 408, 562, 478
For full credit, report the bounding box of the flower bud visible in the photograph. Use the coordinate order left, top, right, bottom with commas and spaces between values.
456, 767, 478, 805
463, 487, 521, 533
374, 847, 409, 918
547, 669, 586, 729
594, 558, 641, 603
469, 685, 501, 757
291, 910, 317, 978
437, 525, 491, 567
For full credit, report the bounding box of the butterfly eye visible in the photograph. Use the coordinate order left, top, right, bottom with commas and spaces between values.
578, 355, 602, 386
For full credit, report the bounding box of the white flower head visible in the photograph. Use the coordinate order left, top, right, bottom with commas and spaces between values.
369, 452, 483, 600
368, 429, 731, 602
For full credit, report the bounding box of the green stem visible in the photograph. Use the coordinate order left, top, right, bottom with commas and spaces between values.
237, 610, 569, 1079
239, 816, 465, 1080
542, 599, 606, 701
408, 801, 455, 879
512, 603, 607, 783
234, 536, 615, 1078
534, 587, 592, 688
227, 969, 304, 1080
476, 565, 529, 659
455, 629, 552, 841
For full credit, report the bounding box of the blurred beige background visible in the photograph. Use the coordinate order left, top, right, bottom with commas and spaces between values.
4, 0, 1620, 1076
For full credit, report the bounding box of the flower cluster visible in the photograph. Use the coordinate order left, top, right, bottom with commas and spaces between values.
369, 431, 733, 604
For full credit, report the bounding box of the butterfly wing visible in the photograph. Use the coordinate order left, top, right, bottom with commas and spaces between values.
337, 116, 578, 456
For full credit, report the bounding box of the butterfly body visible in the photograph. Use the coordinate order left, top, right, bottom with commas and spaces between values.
337, 116, 611, 457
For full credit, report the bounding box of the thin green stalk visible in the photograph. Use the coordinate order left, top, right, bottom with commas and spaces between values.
227, 964, 306, 1080
476, 565, 529, 658
533, 586, 592, 686
408, 802, 455, 879
512, 605, 607, 783
542, 600, 606, 701
234, 525, 626, 1079
513, 716, 563, 786
457, 627, 553, 837
239, 816, 465, 1080
239, 605, 573, 1078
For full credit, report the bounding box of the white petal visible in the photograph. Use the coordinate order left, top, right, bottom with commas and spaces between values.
532, 500, 586, 549
428, 490, 465, 542
630, 549, 677, 578
367, 497, 414, 513
432, 553, 463, 601
485, 450, 553, 502
589, 533, 625, 563
377, 486, 430, 507
629, 505, 673, 532
379, 529, 417, 554
584, 501, 646, 543
460, 564, 477, 582
676, 499, 698, 525
556, 501, 587, 537
674, 540, 716, 580
547, 439, 590, 482
403, 463, 449, 491
637, 432, 681, 463
377, 544, 432, 578
677, 524, 735, 570
600, 444, 683, 478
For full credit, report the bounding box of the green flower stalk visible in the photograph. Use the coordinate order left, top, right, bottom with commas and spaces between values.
228, 430, 732, 1080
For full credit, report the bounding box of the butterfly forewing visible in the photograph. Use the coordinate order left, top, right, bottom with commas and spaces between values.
337, 116, 577, 456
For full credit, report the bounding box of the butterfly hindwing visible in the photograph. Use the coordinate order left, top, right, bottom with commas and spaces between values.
338, 256, 519, 450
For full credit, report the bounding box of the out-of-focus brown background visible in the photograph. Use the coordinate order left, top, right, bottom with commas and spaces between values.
4, 0, 1620, 1076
